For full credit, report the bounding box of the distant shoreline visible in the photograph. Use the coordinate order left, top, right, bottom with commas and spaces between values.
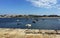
0, 15, 60, 18
0, 17, 60, 18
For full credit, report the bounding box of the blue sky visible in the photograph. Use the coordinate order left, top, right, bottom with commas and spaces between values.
0, 0, 60, 15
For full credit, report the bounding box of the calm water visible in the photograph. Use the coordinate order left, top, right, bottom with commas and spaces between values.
0, 18, 60, 30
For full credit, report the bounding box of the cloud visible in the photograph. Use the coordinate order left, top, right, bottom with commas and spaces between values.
26, 0, 60, 9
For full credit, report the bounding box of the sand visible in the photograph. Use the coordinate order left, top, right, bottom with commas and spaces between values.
0, 28, 60, 38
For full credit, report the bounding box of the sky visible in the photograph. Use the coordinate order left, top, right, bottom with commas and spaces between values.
0, 0, 60, 15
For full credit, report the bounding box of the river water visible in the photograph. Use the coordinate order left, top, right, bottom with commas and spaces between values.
0, 18, 60, 30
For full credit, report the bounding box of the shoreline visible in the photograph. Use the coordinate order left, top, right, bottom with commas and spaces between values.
0, 28, 60, 33
0, 28, 60, 38
0, 17, 60, 18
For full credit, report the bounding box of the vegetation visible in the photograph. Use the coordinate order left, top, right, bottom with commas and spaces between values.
0, 15, 60, 18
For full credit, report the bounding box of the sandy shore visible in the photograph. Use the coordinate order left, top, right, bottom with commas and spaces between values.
0, 28, 60, 38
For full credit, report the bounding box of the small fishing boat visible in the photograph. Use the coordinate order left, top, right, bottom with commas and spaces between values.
26, 24, 32, 29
